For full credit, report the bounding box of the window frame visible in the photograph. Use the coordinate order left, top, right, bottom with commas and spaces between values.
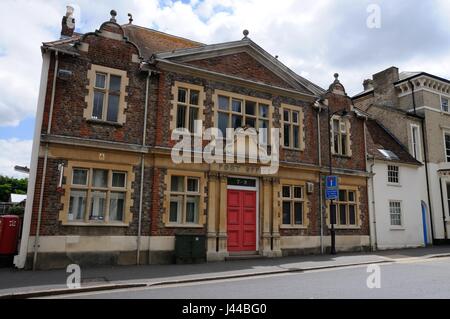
443, 131, 450, 163
327, 187, 359, 229
165, 171, 205, 228
213, 90, 273, 144
282, 104, 305, 151
387, 165, 400, 185
61, 163, 132, 226
389, 200, 403, 228
331, 116, 351, 157
85, 64, 128, 125
410, 124, 422, 162
281, 185, 306, 228
441, 96, 449, 113
170, 82, 205, 135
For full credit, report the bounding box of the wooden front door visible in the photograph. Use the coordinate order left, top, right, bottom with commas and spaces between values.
227, 189, 257, 252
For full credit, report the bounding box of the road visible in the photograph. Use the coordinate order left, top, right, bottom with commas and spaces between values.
53, 256, 450, 299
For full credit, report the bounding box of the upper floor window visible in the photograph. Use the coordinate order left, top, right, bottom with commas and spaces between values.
444, 133, 450, 162
388, 165, 399, 184
92, 73, 122, 122
170, 82, 205, 134
214, 91, 271, 143
281, 185, 305, 227
282, 104, 304, 150
176, 87, 200, 132
331, 117, 350, 156
442, 97, 449, 113
85, 65, 128, 125
410, 124, 421, 161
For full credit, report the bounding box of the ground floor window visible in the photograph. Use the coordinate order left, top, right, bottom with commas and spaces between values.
389, 200, 402, 226
329, 189, 358, 227
168, 175, 201, 225
67, 167, 128, 223
281, 185, 305, 226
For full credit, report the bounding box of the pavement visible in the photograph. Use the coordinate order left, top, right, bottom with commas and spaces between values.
1, 246, 450, 298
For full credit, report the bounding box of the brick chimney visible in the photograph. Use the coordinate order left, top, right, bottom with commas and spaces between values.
363, 79, 374, 91
372, 67, 399, 107
61, 6, 75, 39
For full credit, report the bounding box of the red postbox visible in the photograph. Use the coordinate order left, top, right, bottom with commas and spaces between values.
0, 215, 21, 255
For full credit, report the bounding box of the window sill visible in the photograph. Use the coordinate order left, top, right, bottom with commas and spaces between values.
280, 225, 308, 230
282, 147, 304, 152
62, 221, 129, 227
165, 223, 204, 229
387, 183, 402, 188
87, 119, 123, 128
332, 154, 352, 159
390, 226, 405, 231
328, 225, 360, 230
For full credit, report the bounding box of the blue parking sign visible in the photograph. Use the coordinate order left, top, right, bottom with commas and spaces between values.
325, 176, 339, 200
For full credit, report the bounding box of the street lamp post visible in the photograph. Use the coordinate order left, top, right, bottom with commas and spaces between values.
327, 108, 349, 255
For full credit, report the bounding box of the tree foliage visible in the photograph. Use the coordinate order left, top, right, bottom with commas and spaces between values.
0, 175, 28, 202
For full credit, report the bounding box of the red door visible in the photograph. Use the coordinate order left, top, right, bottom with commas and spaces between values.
227, 190, 257, 252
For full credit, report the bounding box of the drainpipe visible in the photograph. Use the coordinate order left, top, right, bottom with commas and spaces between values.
32, 51, 59, 270
13, 51, 52, 269
410, 80, 435, 243
438, 177, 448, 240
137, 72, 151, 264
316, 110, 324, 254
369, 158, 378, 250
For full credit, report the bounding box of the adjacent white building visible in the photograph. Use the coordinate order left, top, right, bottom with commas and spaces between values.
366, 119, 426, 250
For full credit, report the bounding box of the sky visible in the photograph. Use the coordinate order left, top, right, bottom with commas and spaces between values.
0, 0, 449, 178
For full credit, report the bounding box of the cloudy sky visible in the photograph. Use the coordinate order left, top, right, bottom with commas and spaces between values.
0, 0, 449, 177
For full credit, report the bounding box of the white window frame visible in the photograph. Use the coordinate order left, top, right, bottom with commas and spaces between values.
443, 131, 450, 163
441, 95, 449, 113
387, 165, 400, 185
282, 105, 304, 151
389, 200, 403, 229
410, 124, 422, 162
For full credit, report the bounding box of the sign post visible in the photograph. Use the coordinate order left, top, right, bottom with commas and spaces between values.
325, 175, 339, 255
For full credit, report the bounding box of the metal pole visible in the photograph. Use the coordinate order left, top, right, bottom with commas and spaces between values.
328, 108, 337, 255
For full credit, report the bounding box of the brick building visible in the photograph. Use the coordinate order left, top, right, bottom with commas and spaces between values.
15, 8, 371, 269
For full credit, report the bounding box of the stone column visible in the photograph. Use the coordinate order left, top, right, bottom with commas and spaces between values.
217, 174, 229, 258
271, 178, 282, 257
207, 172, 219, 261
261, 177, 272, 256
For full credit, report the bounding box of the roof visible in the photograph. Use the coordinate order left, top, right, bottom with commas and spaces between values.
122, 24, 204, 58
155, 37, 325, 96
395, 71, 450, 86
10, 194, 27, 204
365, 119, 421, 166
352, 87, 374, 100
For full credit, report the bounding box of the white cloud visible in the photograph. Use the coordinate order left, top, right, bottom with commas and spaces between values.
0, 139, 32, 178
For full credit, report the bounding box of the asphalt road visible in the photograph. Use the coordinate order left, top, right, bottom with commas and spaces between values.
56, 257, 450, 299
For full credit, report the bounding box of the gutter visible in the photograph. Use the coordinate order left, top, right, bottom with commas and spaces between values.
13, 52, 52, 269
368, 157, 378, 251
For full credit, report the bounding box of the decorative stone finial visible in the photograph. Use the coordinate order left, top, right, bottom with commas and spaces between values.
110, 10, 117, 22
334, 73, 339, 81
243, 29, 249, 39
128, 13, 133, 24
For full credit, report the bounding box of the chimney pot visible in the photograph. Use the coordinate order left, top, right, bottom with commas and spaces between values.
61, 6, 75, 38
